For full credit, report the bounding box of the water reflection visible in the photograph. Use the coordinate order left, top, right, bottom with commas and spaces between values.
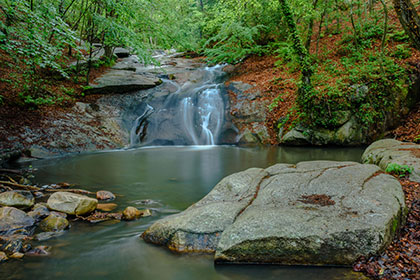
2, 146, 366, 280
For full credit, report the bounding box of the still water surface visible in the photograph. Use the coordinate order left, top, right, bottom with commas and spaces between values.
3, 146, 366, 280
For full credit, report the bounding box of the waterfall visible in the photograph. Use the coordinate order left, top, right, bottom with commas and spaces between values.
181, 85, 223, 145
129, 104, 154, 147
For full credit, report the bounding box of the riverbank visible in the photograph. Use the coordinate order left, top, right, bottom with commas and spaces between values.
225, 53, 420, 146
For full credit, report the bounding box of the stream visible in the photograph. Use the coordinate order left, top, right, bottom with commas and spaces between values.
2, 145, 366, 280
2, 57, 368, 279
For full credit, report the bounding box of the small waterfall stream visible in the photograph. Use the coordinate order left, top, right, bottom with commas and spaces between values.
129, 64, 228, 147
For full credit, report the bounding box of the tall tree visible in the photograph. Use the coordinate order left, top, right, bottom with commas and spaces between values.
392, 0, 420, 50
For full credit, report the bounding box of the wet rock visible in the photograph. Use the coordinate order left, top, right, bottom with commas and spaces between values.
0, 251, 8, 262
0, 191, 34, 209
9, 252, 24, 259
35, 231, 65, 241
22, 243, 31, 253
84, 211, 122, 223
122, 207, 146, 221
138, 209, 152, 217
39, 214, 69, 232
47, 192, 97, 215
1, 239, 23, 254
96, 190, 116, 201
96, 203, 117, 212
281, 129, 310, 145
281, 117, 366, 146
26, 245, 50, 256
28, 204, 50, 222
0, 207, 35, 235
362, 139, 420, 183
143, 161, 406, 265
50, 211, 67, 219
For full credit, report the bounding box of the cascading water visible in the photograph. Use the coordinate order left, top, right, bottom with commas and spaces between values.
181, 85, 224, 145
129, 64, 229, 146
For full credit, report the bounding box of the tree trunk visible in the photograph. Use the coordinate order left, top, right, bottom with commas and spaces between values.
392, 0, 420, 50
278, 0, 313, 112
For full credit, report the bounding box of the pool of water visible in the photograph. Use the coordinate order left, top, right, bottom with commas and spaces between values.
2, 145, 367, 280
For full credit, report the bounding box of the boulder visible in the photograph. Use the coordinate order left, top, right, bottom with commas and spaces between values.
122, 207, 141, 221
281, 117, 365, 146
96, 190, 116, 201
9, 252, 24, 259
362, 139, 420, 183
0, 207, 35, 235
28, 204, 50, 222
96, 203, 117, 212
142, 161, 406, 265
26, 245, 50, 256
47, 192, 97, 215
0, 191, 34, 209
122, 207, 151, 220
39, 214, 69, 232
85, 70, 162, 94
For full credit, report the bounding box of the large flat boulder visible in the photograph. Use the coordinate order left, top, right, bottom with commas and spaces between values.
362, 139, 420, 183
85, 70, 162, 94
47, 192, 97, 216
142, 161, 406, 265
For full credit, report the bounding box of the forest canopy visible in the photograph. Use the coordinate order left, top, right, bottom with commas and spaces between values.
0, 0, 419, 140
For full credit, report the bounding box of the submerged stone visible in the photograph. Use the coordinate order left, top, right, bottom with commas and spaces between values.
142, 161, 406, 265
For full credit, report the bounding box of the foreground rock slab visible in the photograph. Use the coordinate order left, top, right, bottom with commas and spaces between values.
142, 161, 406, 265
47, 192, 97, 216
362, 139, 420, 183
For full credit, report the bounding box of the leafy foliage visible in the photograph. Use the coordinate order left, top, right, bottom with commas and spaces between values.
386, 163, 413, 177
204, 22, 264, 64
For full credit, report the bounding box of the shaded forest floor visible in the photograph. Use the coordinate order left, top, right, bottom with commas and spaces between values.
0, 52, 110, 151
228, 54, 420, 144
354, 178, 420, 280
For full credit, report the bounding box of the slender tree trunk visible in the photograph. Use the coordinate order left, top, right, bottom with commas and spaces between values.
278, 0, 313, 111
305, 0, 320, 51
392, 0, 420, 50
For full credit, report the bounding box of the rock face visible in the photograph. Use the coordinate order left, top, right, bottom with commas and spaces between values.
0, 207, 35, 235
142, 161, 406, 265
280, 116, 366, 146
47, 192, 97, 215
362, 139, 420, 183
0, 191, 34, 209
227, 81, 271, 144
